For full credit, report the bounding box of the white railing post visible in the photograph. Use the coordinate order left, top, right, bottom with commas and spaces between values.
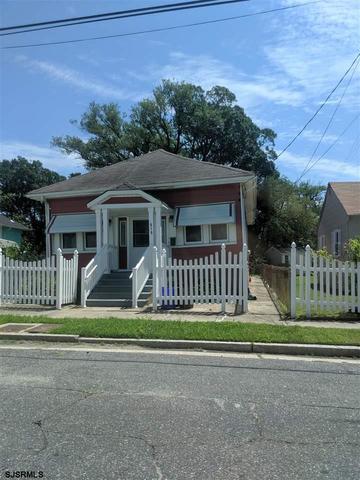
0, 248, 2, 306
73, 250, 79, 303
305, 244, 311, 319
132, 267, 138, 308
221, 243, 226, 313
81, 267, 86, 307
290, 242, 297, 319
242, 243, 249, 313
56, 248, 63, 309
152, 246, 158, 311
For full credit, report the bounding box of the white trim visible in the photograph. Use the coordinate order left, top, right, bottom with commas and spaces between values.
87, 190, 163, 209
90, 203, 164, 211
173, 241, 237, 249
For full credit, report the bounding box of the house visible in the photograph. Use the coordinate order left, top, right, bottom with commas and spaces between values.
27, 149, 256, 307
0, 214, 29, 248
318, 182, 360, 258
265, 246, 291, 266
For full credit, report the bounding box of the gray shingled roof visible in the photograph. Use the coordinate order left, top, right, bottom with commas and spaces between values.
28, 149, 253, 196
330, 182, 360, 216
0, 214, 29, 231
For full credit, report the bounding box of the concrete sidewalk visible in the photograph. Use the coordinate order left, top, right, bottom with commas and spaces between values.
0, 275, 359, 329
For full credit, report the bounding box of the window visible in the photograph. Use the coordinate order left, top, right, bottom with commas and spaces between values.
210, 224, 228, 242
84, 231, 96, 249
319, 235, 326, 249
332, 229, 341, 256
62, 233, 76, 249
185, 225, 202, 243
282, 254, 289, 265
161, 217, 167, 244
133, 220, 149, 247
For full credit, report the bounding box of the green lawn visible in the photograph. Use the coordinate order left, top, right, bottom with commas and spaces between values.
0, 314, 359, 346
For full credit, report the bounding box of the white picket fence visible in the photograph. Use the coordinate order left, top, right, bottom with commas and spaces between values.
0, 248, 78, 309
290, 243, 360, 318
153, 244, 249, 312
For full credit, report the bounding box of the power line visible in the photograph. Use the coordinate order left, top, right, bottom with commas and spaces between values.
0, 0, 242, 31
343, 136, 360, 163
297, 113, 360, 179
295, 56, 360, 183
1, 1, 322, 50
277, 51, 360, 159
0, 0, 250, 37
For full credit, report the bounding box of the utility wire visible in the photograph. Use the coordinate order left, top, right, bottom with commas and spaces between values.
0, 0, 250, 37
297, 113, 360, 179
343, 136, 359, 163
277, 51, 360, 158
295, 56, 360, 183
0, 0, 243, 31
1, 1, 322, 50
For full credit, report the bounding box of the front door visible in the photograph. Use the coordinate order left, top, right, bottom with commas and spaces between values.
118, 218, 127, 269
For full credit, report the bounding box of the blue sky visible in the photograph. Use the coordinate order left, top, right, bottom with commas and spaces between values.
1, 0, 359, 183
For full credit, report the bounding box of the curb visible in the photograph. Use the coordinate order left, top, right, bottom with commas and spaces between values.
0, 333, 359, 357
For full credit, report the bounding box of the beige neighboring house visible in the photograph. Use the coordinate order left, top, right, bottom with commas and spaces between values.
318, 182, 360, 258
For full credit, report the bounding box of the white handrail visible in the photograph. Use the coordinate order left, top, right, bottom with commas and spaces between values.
81, 245, 110, 307
132, 246, 152, 308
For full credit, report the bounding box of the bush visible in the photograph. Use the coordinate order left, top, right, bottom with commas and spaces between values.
345, 236, 360, 262
2, 241, 39, 262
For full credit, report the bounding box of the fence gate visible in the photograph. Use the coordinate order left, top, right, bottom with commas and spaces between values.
0, 248, 78, 309
290, 243, 360, 319
152, 244, 249, 313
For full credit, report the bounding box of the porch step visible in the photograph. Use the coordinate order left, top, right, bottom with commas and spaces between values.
86, 272, 152, 308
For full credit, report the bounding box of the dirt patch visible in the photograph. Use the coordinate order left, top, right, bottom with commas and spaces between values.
0, 323, 38, 333
26, 324, 63, 333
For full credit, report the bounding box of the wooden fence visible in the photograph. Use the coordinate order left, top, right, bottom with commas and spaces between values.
290, 243, 360, 318
262, 264, 290, 312
153, 244, 249, 313
0, 248, 78, 309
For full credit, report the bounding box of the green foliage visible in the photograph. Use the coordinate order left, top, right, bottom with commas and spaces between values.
0, 157, 65, 254
316, 248, 333, 259
53, 80, 277, 179
256, 176, 325, 248
345, 236, 360, 262
2, 241, 39, 261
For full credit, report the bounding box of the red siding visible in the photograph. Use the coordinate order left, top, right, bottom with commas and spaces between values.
49, 196, 96, 214
63, 252, 95, 270
147, 184, 243, 251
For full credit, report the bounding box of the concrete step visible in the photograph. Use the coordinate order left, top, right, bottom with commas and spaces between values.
86, 298, 148, 308
88, 292, 132, 300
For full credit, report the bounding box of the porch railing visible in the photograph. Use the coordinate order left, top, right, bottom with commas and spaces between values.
81, 244, 110, 307
131, 246, 152, 308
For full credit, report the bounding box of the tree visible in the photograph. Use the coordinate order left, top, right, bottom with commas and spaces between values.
0, 157, 65, 254
256, 176, 325, 248
52, 80, 277, 179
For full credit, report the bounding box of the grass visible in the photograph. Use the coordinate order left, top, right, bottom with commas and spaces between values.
0, 314, 359, 346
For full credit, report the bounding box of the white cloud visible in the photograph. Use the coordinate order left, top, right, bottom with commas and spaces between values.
265, 0, 360, 111
155, 51, 303, 109
301, 129, 340, 144
15, 56, 141, 101
278, 150, 360, 182
0, 141, 85, 175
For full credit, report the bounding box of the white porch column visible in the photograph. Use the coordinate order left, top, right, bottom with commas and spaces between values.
155, 206, 162, 253
95, 209, 102, 252
45, 201, 51, 258
102, 208, 109, 246
148, 206, 154, 247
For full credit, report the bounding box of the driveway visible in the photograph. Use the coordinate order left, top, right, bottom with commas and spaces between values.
0, 344, 359, 479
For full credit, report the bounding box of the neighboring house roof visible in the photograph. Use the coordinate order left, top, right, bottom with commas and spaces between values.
27, 149, 254, 198
0, 214, 29, 231
330, 182, 360, 216
265, 246, 290, 255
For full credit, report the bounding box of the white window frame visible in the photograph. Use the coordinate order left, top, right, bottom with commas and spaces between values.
210, 223, 229, 243
184, 225, 203, 245
83, 231, 97, 251
319, 234, 326, 249
332, 229, 341, 257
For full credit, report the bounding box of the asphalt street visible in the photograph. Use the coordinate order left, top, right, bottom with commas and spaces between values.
0, 344, 359, 480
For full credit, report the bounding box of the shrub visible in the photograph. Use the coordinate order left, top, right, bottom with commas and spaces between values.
345, 236, 360, 262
